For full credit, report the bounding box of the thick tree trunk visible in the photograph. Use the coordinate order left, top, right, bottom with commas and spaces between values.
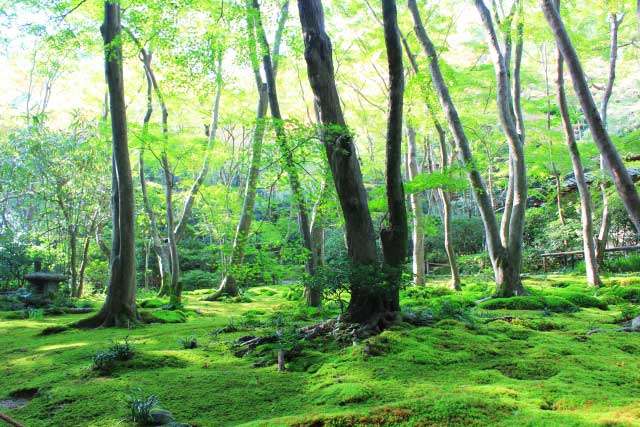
380, 0, 408, 312
541, 0, 640, 233
409, 0, 526, 297
299, 0, 386, 326
255, 0, 317, 291
76, 1, 137, 327
554, 12, 601, 286
406, 126, 425, 287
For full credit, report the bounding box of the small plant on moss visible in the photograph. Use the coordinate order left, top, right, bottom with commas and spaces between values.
124, 388, 159, 425
109, 336, 135, 361
614, 305, 640, 323
179, 336, 198, 349
28, 308, 44, 320
92, 350, 117, 373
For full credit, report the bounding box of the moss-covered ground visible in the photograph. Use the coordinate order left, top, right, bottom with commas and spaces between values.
1, 274, 639, 427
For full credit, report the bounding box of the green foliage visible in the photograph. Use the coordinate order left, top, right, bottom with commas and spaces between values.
604, 255, 640, 273
124, 389, 160, 426
180, 269, 219, 291
179, 336, 198, 349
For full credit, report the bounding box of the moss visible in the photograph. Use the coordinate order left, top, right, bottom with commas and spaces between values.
2, 277, 640, 427
139, 298, 169, 309
479, 296, 546, 311
141, 309, 187, 323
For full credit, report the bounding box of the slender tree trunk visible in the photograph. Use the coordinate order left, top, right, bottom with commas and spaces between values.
434, 126, 461, 290
255, 0, 318, 302
214, 2, 286, 300
541, 0, 640, 233
77, 209, 100, 297
596, 13, 624, 264
409, 0, 527, 297
554, 4, 601, 286
299, 0, 390, 327
306, 178, 329, 306
406, 126, 425, 287
76, 1, 137, 327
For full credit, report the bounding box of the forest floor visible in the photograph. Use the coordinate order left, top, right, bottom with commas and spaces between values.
1, 273, 640, 427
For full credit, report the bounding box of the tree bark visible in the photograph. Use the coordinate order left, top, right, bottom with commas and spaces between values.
541, 0, 640, 233
434, 125, 461, 290
554, 2, 601, 286
254, 0, 318, 303
76, 1, 137, 327
406, 125, 425, 287
408, 0, 526, 297
299, 0, 390, 326
215, 1, 286, 299
596, 13, 624, 264
380, 0, 408, 312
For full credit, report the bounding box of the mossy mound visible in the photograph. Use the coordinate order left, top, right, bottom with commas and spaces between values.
140, 309, 187, 323
478, 296, 577, 312
139, 298, 169, 309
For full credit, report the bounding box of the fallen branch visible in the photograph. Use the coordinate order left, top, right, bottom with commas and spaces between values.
0, 412, 27, 427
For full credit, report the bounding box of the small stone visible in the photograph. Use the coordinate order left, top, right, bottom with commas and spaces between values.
150, 409, 174, 425
631, 316, 640, 330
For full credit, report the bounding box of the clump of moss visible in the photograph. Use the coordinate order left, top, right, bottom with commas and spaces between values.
141, 309, 187, 323
479, 296, 577, 312
139, 298, 169, 309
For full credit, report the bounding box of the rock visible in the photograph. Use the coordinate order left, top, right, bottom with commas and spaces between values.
632, 316, 640, 330
150, 409, 174, 425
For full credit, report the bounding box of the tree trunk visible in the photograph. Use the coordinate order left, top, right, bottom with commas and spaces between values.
298, 0, 387, 326
306, 178, 329, 307
554, 5, 601, 286
596, 13, 624, 264
434, 126, 461, 290
409, 0, 526, 297
380, 0, 408, 313
541, 0, 640, 233
76, 1, 137, 327
406, 126, 425, 287
255, 0, 318, 291
215, 2, 287, 300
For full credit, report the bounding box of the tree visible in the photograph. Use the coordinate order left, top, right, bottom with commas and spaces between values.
554, 0, 601, 286
213, 0, 287, 301
298, 0, 389, 326
380, 0, 408, 308
408, 0, 527, 297
541, 0, 640, 233
76, 0, 137, 327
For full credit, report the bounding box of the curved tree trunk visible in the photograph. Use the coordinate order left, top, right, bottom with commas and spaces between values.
298, 0, 385, 326
214, 1, 287, 300
554, 2, 601, 286
76, 1, 137, 327
595, 13, 624, 265
541, 0, 640, 233
434, 124, 461, 290
254, 0, 319, 306
409, 0, 527, 297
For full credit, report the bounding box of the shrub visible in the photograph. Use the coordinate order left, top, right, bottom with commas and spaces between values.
124, 389, 159, 426
180, 269, 219, 291
92, 350, 117, 373
109, 337, 135, 361
604, 255, 640, 273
